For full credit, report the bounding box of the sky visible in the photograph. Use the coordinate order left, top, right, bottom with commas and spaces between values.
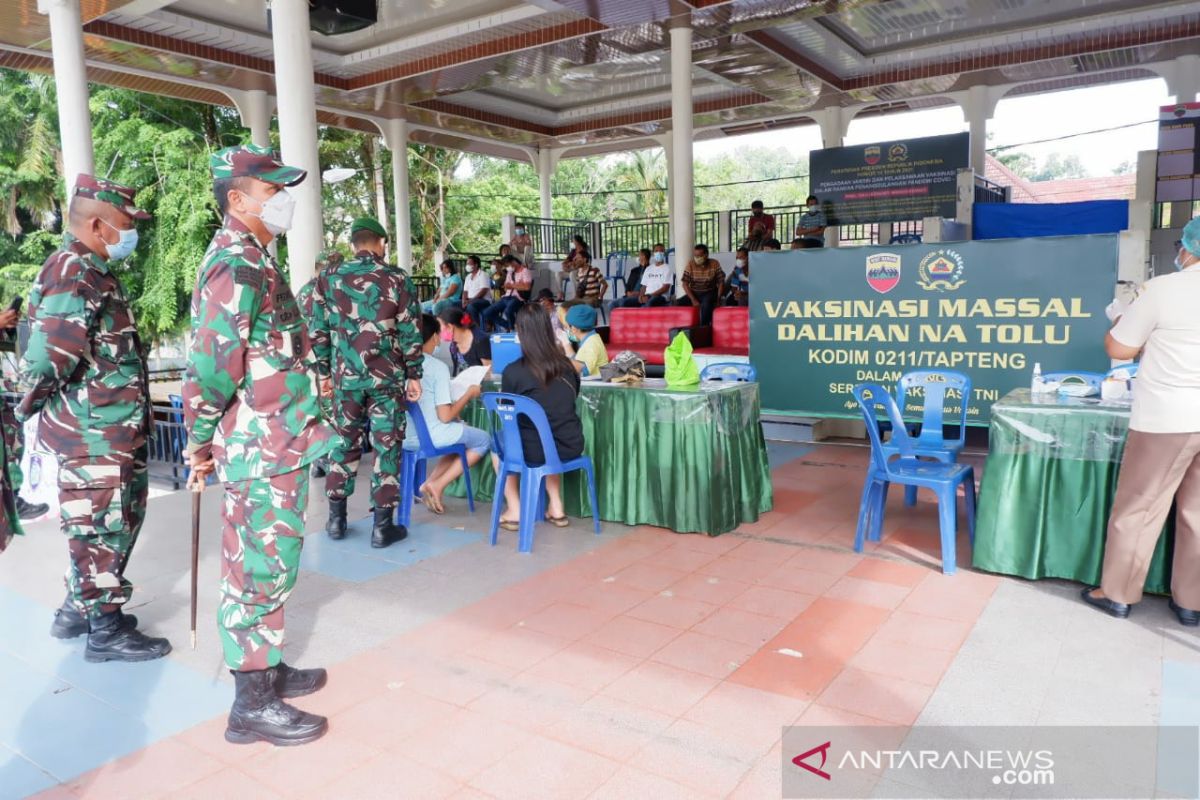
693, 78, 1172, 178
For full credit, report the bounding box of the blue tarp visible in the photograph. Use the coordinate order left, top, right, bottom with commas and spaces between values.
973, 200, 1128, 240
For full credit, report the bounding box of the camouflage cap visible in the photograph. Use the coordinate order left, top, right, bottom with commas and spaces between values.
210, 143, 306, 186
350, 217, 388, 239
74, 174, 150, 220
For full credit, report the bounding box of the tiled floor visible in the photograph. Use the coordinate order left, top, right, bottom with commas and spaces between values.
1, 442, 1196, 799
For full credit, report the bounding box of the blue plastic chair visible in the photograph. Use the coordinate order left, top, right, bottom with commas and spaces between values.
490, 333, 522, 374
700, 362, 757, 382
397, 400, 475, 528
885, 370, 971, 507
889, 233, 923, 244
853, 384, 976, 575
606, 251, 629, 299
1042, 371, 1104, 392
482, 392, 600, 553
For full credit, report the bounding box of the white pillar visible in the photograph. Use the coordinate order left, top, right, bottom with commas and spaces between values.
659, 135, 676, 249
818, 107, 847, 149
231, 89, 273, 148
40, 0, 94, 199
669, 18, 694, 282
382, 118, 412, 273
962, 85, 995, 176
1164, 54, 1200, 102
270, 0, 323, 290
536, 148, 557, 220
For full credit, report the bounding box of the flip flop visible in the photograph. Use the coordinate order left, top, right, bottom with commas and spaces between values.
420, 485, 444, 514
545, 515, 570, 528
499, 520, 519, 532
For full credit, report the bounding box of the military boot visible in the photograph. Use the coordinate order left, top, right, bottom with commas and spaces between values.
326, 498, 347, 540
225, 668, 327, 746
50, 595, 138, 640
15, 497, 49, 520
311, 458, 328, 479
84, 611, 171, 663
371, 506, 407, 549
275, 662, 328, 698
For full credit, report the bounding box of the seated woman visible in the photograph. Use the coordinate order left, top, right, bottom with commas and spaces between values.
498, 304, 585, 529
405, 314, 491, 514
422, 260, 463, 315
563, 303, 609, 377
437, 306, 492, 377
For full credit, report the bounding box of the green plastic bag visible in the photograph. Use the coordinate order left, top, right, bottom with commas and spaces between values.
664, 332, 700, 388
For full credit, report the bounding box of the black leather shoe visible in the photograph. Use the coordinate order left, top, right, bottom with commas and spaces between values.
84, 611, 171, 662
326, 498, 347, 540
311, 458, 328, 479
50, 596, 138, 639
1080, 586, 1131, 619
225, 668, 327, 746
1169, 599, 1200, 627
370, 506, 407, 549
15, 497, 48, 520
275, 662, 328, 699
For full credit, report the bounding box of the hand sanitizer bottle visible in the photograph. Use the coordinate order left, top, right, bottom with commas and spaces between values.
1031, 362, 1044, 394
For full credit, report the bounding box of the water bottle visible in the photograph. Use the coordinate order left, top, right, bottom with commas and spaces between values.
1031, 362, 1044, 394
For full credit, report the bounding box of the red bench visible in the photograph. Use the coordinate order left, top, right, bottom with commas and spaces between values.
606, 306, 700, 365
692, 306, 749, 357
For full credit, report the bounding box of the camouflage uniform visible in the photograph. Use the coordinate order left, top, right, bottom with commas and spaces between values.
184, 144, 333, 672
17, 176, 152, 614
0, 398, 21, 553
309, 248, 422, 511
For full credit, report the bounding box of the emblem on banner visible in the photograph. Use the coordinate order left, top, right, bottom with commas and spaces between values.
888, 143, 909, 162
917, 249, 966, 292
864, 145, 881, 165
865, 253, 902, 294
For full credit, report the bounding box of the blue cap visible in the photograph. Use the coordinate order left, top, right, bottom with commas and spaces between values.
1182, 217, 1200, 258
565, 304, 598, 331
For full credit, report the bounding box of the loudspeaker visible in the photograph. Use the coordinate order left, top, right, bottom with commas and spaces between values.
309, 0, 377, 36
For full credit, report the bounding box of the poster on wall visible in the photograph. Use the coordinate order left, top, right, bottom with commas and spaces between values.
1156, 102, 1200, 202
750, 235, 1117, 425
809, 132, 969, 225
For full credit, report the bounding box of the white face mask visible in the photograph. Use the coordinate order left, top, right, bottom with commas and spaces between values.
100, 218, 139, 262
1176, 250, 1196, 271
653, 252, 665, 264
735, 258, 746, 268
246, 189, 295, 236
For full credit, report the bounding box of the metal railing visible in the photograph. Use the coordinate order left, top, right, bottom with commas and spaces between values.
520, 216, 593, 259
974, 174, 1010, 205
597, 212, 718, 257
730, 204, 804, 247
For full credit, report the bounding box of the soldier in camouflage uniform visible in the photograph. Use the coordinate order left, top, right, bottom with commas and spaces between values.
1, 307, 50, 522
309, 216, 423, 549
17, 175, 168, 661
297, 250, 342, 480
184, 144, 334, 746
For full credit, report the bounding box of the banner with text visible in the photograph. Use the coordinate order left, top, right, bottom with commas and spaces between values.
810, 132, 969, 225
750, 236, 1117, 424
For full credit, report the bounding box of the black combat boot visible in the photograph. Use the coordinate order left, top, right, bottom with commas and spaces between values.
225, 668, 327, 746
371, 506, 407, 549
84, 610, 171, 663
50, 595, 138, 639
326, 498, 347, 540
275, 662, 328, 698
311, 458, 328, 479
15, 497, 48, 520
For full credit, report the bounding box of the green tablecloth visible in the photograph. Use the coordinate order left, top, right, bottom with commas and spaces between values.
973, 388, 1172, 593
443, 378, 773, 535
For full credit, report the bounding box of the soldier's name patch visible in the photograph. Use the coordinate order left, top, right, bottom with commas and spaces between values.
235, 266, 264, 289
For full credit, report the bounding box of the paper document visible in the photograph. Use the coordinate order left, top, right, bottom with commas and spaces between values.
450, 365, 490, 401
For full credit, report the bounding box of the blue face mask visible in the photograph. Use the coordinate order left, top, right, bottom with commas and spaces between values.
653, 252, 665, 264
101, 219, 138, 262
568, 332, 580, 344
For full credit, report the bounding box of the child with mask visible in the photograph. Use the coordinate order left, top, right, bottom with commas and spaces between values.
726, 247, 749, 306
563, 304, 608, 377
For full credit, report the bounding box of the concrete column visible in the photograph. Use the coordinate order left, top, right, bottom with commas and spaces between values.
1164, 54, 1200, 102
660, 135, 676, 250
669, 17, 694, 283
536, 148, 558, 220
382, 118, 412, 273
40, 0, 94, 199
270, 0, 323, 290
818, 106, 847, 149
231, 89, 273, 148
962, 84, 997, 175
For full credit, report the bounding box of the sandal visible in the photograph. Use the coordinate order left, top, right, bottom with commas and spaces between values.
419, 485, 444, 515
499, 520, 519, 532
544, 515, 570, 528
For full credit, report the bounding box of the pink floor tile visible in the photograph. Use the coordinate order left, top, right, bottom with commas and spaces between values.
524, 641, 642, 692
728, 585, 817, 620
468, 735, 620, 800
467, 672, 593, 732
847, 558, 931, 588
756, 563, 841, 595
649, 630, 759, 679
699, 555, 780, 584
591, 766, 715, 799
683, 682, 810, 752
670, 533, 747, 555
516, 602, 615, 640
816, 667, 935, 726
544, 694, 675, 762
311, 752, 461, 800
173, 767, 284, 800
176, 716, 271, 766
335, 688, 459, 748
628, 719, 760, 796
239, 726, 382, 795
401, 708, 525, 782
794, 702, 897, 727
639, 543, 722, 572
728, 746, 785, 800
600, 661, 721, 717
667, 572, 752, 605
784, 548, 862, 576
446, 787, 496, 800
692, 606, 789, 648
400, 659, 503, 707
610, 561, 690, 593
773, 489, 823, 514
626, 594, 719, 629
871, 610, 975, 653
823, 575, 913, 610
849, 637, 957, 686
571, 580, 655, 615
463, 626, 572, 671
584, 614, 682, 658
28, 787, 79, 800
899, 572, 998, 622
64, 739, 223, 799
728, 539, 795, 562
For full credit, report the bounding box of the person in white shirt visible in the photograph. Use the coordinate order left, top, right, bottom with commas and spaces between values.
1083, 218, 1200, 626
462, 255, 492, 322
615, 245, 672, 308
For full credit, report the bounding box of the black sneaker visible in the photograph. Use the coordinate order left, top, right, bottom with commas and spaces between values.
84, 611, 171, 663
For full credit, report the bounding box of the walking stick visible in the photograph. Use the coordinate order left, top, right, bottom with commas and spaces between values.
188, 472, 203, 650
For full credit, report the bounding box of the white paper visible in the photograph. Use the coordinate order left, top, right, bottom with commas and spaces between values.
450, 365, 489, 401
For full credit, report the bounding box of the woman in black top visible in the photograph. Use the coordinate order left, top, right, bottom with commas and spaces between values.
497, 304, 584, 529
437, 307, 492, 377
